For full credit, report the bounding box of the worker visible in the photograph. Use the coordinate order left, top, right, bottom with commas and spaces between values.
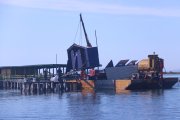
80, 68, 87, 80
57, 68, 64, 91
57, 68, 63, 82
88, 67, 96, 80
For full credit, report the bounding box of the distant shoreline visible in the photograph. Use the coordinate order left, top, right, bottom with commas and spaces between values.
164, 72, 180, 74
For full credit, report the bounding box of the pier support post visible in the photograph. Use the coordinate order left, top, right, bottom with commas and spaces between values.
37, 83, 39, 94
30, 83, 34, 94
46, 83, 48, 92
51, 82, 53, 92
17, 82, 18, 89
22, 83, 25, 93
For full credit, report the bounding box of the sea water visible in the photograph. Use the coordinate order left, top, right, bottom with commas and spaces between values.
0, 75, 180, 120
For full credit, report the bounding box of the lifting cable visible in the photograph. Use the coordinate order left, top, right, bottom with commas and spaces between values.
73, 21, 80, 44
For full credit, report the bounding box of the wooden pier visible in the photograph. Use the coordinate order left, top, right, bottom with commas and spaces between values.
0, 64, 86, 94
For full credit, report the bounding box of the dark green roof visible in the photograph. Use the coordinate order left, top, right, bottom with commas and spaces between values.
0, 64, 67, 69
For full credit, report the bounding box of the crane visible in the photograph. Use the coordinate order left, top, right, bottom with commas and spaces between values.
80, 14, 92, 47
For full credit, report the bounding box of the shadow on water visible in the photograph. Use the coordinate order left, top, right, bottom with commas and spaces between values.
130, 89, 165, 97
115, 88, 166, 97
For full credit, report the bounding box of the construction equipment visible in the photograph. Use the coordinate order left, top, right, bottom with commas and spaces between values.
80, 14, 92, 47
138, 53, 164, 79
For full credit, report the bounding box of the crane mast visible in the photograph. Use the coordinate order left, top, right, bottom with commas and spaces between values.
80, 14, 92, 47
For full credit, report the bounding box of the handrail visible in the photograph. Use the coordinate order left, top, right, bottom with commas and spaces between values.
0, 74, 56, 80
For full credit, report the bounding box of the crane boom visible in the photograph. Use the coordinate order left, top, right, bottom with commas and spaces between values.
80, 14, 92, 47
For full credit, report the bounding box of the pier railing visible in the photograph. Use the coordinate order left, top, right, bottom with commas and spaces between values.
0, 75, 54, 81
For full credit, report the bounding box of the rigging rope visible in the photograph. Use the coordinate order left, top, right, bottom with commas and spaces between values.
73, 21, 80, 44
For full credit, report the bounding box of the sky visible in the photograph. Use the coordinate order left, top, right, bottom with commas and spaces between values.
0, 0, 180, 71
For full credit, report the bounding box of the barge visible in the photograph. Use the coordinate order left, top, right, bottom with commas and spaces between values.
65, 14, 178, 91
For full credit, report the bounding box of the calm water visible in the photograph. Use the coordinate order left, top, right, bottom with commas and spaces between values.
0, 75, 180, 120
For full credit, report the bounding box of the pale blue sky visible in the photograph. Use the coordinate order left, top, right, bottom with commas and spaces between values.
0, 0, 180, 71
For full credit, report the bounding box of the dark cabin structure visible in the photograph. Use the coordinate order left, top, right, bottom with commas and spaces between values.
0, 64, 66, 80
66, 43, 100, 72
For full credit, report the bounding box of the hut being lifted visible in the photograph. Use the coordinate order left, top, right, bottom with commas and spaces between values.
66, 14, 100, 72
